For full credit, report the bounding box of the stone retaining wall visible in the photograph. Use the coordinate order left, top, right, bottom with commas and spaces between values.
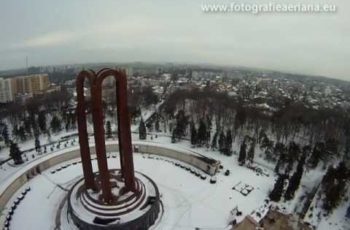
0, 142, 220, 226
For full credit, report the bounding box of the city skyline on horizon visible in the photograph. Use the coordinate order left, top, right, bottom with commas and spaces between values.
2, 60, 349, 84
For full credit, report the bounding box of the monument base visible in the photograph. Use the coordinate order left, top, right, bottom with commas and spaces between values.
67, 170, 161, 230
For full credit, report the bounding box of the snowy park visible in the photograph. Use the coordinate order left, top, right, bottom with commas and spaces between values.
0, 132, 349, 230
1, 138, 275, 230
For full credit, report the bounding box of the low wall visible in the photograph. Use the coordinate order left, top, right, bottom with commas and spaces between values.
0, 142, 220, 226
130, 144, 219, 175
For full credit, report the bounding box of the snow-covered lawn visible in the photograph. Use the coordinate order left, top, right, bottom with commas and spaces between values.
1, 132, 348, 230
0, 130, 78, 161
3, 149, 274, 230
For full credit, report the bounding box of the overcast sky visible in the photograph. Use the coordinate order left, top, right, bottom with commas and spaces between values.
0, 0, 349, 80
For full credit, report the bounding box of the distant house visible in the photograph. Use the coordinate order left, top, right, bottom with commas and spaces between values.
234, 215, 259, 230
233, 208, 312, 230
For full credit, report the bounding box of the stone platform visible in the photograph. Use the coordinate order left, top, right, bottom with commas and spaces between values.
67, 170, 161, 230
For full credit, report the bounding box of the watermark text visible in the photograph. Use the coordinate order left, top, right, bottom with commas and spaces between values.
201, 2, 337, 14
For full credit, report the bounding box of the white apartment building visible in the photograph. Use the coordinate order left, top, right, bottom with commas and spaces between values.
0, 78, 13, 103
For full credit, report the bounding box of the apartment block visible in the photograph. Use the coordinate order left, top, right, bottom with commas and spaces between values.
0, 74, 50, 103
0, 78, 13, 103
11, 74, 50, 96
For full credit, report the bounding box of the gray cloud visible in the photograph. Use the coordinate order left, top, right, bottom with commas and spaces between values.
0, 0, 349, 80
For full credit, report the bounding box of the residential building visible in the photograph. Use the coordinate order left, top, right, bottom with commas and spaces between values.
234, 208, 312, 230
0, 78, 13, 103
8, 74, 50, 99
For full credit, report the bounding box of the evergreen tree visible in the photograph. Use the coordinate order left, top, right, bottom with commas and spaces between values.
234, 105, 246, 131
70, 113, 77, 129
218, 131, 225, 153
35, 137, 41, 153
302, 145, 312, 158
50, 115, 61, 133
155, 118, 160, 132
197, 119, 207, 146
269, 174, 286, 202
65, 122, 70, 132
284, 156, 305, 200
38, 111, 46, 132
211, 131, 218, 150
206, 115, 212, 131
247, 140, 255, 163
106, 121, 112, 139
1, 123, 9, 145
174, 110, 188, 139
29, 112, 37, 134
323, 183, 346, 213
9, 142, 23, 164
33, 126, 39, 138
258, 130, 267, 144
139, 118, 147, 140
171, 128, 176, 143
261, 135, 271, 149
260, 137, 276, 162
322, 162, 348, 212
308, 142, 325, 168
274, 153, 286, 174
47, 130, 52, 144
12, 125, 19, 140
264, 142, 275, 162
345, 136, 350, 161
18, 126, 26, 141
24, 118, 32, 136
285, 142, 300, 173
238, 141, 247, 165
334, 161, 349, 180
64, 113, 73, 132
325, 138, 338, 156
274, 142, 285, 159
224, 129, 232, 156
206, 130, 211, 148
190, 121, 197, 146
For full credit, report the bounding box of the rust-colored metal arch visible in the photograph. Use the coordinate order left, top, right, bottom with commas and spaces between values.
76, 68, 136, 204
76, 70, 96, 191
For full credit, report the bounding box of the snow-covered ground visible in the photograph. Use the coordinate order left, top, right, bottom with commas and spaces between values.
3, 146, 274, 229
1, 131, 349, 229
0, 130, 78, 161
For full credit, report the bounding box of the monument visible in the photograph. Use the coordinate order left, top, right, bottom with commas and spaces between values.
67, 68, 161, 230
